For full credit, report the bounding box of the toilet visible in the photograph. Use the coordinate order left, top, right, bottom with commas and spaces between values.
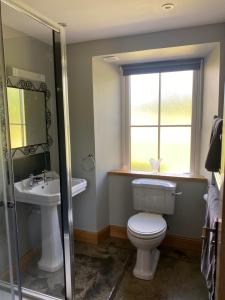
127, 178, 176, 280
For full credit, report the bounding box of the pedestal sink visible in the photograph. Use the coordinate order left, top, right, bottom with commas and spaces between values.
14, 173, 87, 272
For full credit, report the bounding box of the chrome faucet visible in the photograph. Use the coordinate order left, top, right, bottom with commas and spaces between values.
29, 170, 53, 187
29, 174, 34, 187
29, 173, 43, 188
42, 170, 47, 183
42, 170, 53, 183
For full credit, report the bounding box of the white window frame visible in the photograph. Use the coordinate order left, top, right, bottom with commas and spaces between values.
121, 65, 203, 175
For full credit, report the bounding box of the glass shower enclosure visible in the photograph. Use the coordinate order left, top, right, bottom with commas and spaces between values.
0, 1, 74, 299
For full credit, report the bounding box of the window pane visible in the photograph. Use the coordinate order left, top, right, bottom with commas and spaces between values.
161, 70, 193, 125
10, 125, 26, 148
131, 127, 158, 171
130, 74, 159, 125
160, 127, 191, 173
7, 88, 23, 124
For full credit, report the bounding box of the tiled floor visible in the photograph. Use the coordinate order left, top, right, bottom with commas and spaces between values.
114, 244, 208, 300
0, 290, 29, 300
0, 290, 14, 300
19, 238, 131, 299
17, 238, 208, 300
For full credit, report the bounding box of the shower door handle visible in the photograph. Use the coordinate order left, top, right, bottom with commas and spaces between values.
0, 200, 13, 208
7, 201, 15, 208
172, 192, 182, 196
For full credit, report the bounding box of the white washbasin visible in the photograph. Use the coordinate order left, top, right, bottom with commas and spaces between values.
14, 177, 87, 206
14, 173, 87, 273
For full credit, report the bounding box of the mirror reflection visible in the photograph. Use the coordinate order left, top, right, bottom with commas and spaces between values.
7, 87, 47, 148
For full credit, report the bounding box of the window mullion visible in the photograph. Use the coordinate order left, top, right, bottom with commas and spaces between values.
131, 124, 192, 128
190, 68, 202, 175
122, 76, 130, 169
158, 73, 161, 167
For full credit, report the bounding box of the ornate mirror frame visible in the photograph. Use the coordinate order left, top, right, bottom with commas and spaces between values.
7, 78, 53, 157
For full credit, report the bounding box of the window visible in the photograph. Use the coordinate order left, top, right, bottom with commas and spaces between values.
122, 64, 202, 174
7, 88, 27, 149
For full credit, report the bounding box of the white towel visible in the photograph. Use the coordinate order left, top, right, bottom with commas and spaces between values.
201, 184, 219, 300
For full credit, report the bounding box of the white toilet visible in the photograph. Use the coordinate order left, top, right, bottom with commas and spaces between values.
127, 178, 176, 280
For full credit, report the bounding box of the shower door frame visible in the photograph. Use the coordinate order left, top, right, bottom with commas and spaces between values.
0, 0, 75, 299
0, 2, 22, 298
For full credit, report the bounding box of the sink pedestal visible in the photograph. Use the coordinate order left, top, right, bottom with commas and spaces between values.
38, 206, 63, 272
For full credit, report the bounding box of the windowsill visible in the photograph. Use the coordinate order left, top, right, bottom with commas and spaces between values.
108, 168, 207, 182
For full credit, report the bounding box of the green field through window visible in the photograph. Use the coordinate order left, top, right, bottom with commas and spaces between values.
130, 70, 193, 173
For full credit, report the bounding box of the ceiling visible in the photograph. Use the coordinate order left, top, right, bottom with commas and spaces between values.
95, 43, 219, 65
6, 0, 225, 44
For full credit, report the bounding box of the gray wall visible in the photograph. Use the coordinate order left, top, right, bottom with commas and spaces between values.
73, 59, 122, 231
200, 46, 220, 179
93, 59, 122, 229
109, 175, 207, 238
67, 23, 225, 233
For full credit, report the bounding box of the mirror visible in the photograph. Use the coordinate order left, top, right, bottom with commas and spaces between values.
7, 87, 47, 149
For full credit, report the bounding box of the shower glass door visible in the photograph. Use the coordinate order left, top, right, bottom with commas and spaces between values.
0, 3, 21, 300
0, 142, 20, 299
0, 68, 21, 298
0, 1, 74, 299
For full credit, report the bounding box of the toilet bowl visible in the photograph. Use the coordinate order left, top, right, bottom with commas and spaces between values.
127, 212, 167, 280
127, 178, 176, 280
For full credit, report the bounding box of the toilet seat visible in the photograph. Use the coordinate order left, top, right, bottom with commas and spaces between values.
128, 212, 167, 239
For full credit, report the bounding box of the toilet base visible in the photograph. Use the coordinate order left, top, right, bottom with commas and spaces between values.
133, 248, 160, 280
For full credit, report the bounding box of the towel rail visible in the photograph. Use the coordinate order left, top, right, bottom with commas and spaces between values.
201, 220, 219, 247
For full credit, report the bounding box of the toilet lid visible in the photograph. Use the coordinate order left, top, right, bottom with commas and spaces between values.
128, 213, 167, 238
